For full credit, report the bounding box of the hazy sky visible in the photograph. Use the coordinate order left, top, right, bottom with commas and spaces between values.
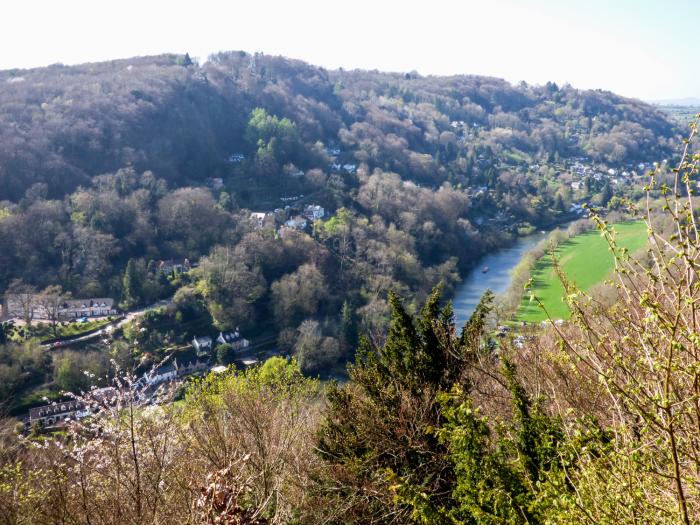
2, 0, 697, 101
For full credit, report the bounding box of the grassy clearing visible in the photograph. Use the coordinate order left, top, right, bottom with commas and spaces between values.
27, 317, 116, 342
517, 221, 648, 322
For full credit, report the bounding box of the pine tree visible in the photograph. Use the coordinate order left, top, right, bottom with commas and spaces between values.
121, 258, 143, 310
339, 300, 357, 353
317, 285, 496, 523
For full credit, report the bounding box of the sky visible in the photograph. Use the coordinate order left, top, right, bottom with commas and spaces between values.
1, 0, 698, 101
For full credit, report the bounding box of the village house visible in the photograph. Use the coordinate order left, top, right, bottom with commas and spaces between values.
29, 387, 116, 428
303, 205, 325, 221
227, 153, 245, 163
144, 356, 210, 386
193, 336, 213, 356
62, 298, 117, 319
284, 216, 307, 230
216, 328, 250, 352
249, 212, 269, 229
147, 363, 177, 385
158, 258, 191, 275
176, 358, 209, 377
1, 295, 117, 321
29, 401, 88, 428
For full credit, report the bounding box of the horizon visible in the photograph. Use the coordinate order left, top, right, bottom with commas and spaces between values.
2, 0, 698, 101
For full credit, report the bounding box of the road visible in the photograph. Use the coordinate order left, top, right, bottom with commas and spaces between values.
42, 299, 173, 349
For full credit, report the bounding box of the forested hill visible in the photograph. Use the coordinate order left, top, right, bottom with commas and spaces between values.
0, 51, 679, 200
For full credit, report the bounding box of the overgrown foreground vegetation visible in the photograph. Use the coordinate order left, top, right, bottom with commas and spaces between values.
1, 123, 699, 524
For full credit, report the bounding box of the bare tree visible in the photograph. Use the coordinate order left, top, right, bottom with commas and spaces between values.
7, 279, 37, 330
37, 285, 70, 337
529, 117, 700, 523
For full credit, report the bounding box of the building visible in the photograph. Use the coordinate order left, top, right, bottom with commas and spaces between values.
176, 358, 209, 377
158, 258, 191, 275
284, 216, 307, 230
303, 205, 325, 221
28, 387, 116, 428
227, 153, 245, 163
2, 295, 117, 321
29, 401, 88, 428
145, 356, 209, 386
250, 212, 269, 229
216, 328, 250, 352
193, 336, 213, 356
146, 363, 177, 385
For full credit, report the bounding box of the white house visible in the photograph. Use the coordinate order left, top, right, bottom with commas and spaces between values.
158, 259, 191, 275
284, 216, 307, 230
193, 336, 213, 356
303, 205, 325, 221
28, 387, 116, 428
249, 212, 268, 229
216, 328, 250, 352
147, 363, 177, 385
2, 295, 117, 320
228, 153, 245, 163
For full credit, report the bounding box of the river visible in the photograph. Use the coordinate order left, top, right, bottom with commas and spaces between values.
452, 231, 549, 327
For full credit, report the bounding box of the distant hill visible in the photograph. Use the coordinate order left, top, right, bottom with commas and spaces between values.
651, 97, 700, 106
0, 51, 680, 201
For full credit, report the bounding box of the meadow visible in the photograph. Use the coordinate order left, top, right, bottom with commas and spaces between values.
517, 221, 648, 322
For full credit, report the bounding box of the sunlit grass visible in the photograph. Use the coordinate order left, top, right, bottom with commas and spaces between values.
517, 221, 648, 322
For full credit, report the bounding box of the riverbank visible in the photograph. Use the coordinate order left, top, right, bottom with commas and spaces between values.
452, 230, 549, 327
516, 220, 648, 322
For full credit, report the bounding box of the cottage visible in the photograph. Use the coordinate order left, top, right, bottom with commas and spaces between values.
249, 212, 268, 229
216, 328, 250, 352
303, 205, 325, 221
158, 258, 191, 275
175, 358, 209, 377
342, 164, 357, 174
28, 387, 116, 428
29, 401, 88, 428
284, 216, 307, 230
227, 153, 245, 163
2, 294, 117, 320
193, 336, 213, 356
147, 363, 177, 385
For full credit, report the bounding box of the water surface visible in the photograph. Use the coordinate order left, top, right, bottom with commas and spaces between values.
452, 232, 548, 327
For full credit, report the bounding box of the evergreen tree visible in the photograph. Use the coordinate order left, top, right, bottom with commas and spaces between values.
317, 285, 494, 523
339, 300, 357, 353
121, 258, 143, 310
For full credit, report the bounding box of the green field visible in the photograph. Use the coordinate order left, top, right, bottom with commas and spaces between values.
517, 221, 648, 322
